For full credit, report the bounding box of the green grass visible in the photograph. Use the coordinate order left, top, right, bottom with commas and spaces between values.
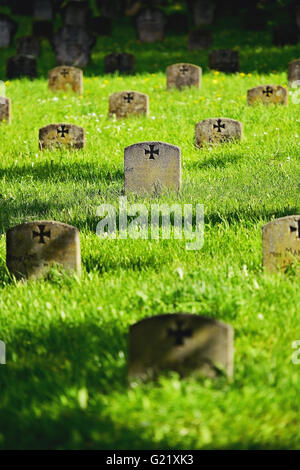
0, 12, 299, 450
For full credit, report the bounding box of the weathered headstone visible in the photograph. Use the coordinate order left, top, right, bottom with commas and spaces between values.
247, 85, 288, 106
0, 97, 11, 124
166, 63, 202, 90
0, 14, 17, 48
136, 8, 166, 43
195, 118, 242, 147
48, 66, 83, 94
188, 30, 212, 50
167, 12, 189, 34
63, 1, 90, 27
288, 59, 300, 86
52, 26, 94, 68
33, 21, 53, 39
17, 36, 40, 58
109, 91, 148, 119
124, 141, 181, 194
6, 55, 37, 80
104, 53, 135, 75
39, 123, 85, 149
89, 16, 111, 36
193, 0, 216, 27
273, 25, 299, 47
128, 313, 234, 380
209, 49, 239, 73
6, 221, 81, 280
262, 216, 300, 273
33, 0, 53, 21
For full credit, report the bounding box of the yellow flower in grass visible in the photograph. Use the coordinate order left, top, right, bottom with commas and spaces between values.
239, 72, 245, 77
247, 73, 252, 77
213, 70, 220, 75
104, 79, 109, 85
213, 79, 218, 84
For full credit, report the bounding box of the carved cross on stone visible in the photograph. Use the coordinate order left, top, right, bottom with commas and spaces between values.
123, 92, 134, 103
57, 125, 69, 137
180, 65, 188, 74
145, 144, 159, 160
263, 86, 273, 97
290, 220, 300, 238
168, 320, 192, 346
213, 119, 225, 132
33, 224, 51, 244
60, 68, 69, 77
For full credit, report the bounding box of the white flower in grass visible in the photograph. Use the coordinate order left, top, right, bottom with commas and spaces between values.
257, 313, 264, 320
175, 267, 184, 280
52, 97, 59, 101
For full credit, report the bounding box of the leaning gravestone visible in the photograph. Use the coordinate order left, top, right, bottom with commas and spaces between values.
0, 14, 17, 48
33, 0, 53, 21
209, 49, 239, 73
166, 63, 202, 90
6, 221, 81, 280
17, 36, 40, 58
104, 53, 135, 75
63, 1, 90, 27
6, 55, 37, 80
195, 118, 242, 147
128, 313, 234, 380
109, 91, 149, 119
188, 30, 212, 50
0, 97, 11, 124
247, 85, 288, 106
288, 59, 300, 86
39, 123, 85, 149
48, 66, 83, 94
262, 215, 300, 273
136, 8, 166, 43
124, 141, 181, 194
193, 0, 216, 27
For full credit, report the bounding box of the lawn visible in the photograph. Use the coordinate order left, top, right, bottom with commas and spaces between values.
0, 10, 299, 450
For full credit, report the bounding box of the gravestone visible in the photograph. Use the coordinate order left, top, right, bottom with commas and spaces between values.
6, 55, 37, 80
193, 0, 216, 27
48, 66, 83, 94
39, 123, 85, 149
195, 118, 242, 147
166, 63, 202, 90
188, 30, 212, 50
104, 53, 135, 75
288, 59, 300, 85
17, 36, 40, 58
136, 8, 166, 43
209, 49, 239, 73
262, 216, 300, 273
167, 12, 189, 34
89, 16, 111, 36
124, 141, 181, 194
128, 313, 234, 380
0, 14, 17, 48
0, 97, 11, 124
247, 85, 288, 106
109, 91, 149, 119
33, 0, 53, 21
33, 21, 53, 39
52, 26, 94, 68
63, 1, 90, 27
6, 221, 81, 280
273, 25, 299, 47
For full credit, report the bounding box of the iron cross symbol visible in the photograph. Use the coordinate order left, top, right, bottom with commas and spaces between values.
168, 320, 192, 346
33, 225, 51, 244
290, 220, 300, 238
61, 68, 69, 77
124, 92, 134, 103
213, 119, 225, 132
263, 86, 273, 97
180, 65, 188, 74
145, 144, 159, 160
57, 125, 69, 138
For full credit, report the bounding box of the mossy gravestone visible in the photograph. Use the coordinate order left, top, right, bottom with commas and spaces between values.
195, 118, 242, 147
0, 97, 11, 124
39, 123, 85, 149
166, 63, 202, 90
247, 85, 288, 106
48, 66, 83, 94
109, 91, 148, 119
124, 141, 181, 194
209, 49, 239, 73
262, 216, 300, 273
128, 313, 234, 380
17, 36, 40, 58
6, 221, 81, 280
